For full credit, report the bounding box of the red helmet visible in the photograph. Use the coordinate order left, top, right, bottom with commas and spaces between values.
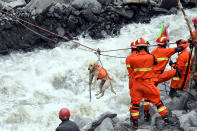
136, 38, 148, 46
59, 108, 70, 119
156, 36, 169, 45
192, 17, 197, 25
131, 41, 137, 48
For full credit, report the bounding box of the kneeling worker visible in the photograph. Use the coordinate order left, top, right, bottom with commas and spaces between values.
56, 108, 80, 131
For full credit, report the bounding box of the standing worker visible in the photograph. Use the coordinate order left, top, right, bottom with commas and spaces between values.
143, 35, 186, 121
127, 38, 172, 129
56, 108, 80, 131
126, 41, 138, 122
190, 17, 197, 88
169, 40, 193, 97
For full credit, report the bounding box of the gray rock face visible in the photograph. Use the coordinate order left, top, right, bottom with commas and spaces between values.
165, 90, 197, 111
0, 0, 196, 54
82, 112, 117, 131
74, 116, 92, 129
25, 0, 54, 15
95, 118, 114, 131
0, 0, 26, 10
72, 0, 101, 11
81, 9, 97, 22
179, 110, 197, 130
151, 113, 182, 131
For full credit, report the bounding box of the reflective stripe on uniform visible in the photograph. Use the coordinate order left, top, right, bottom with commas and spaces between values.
131, 112, 139, 116
172, 77, 180, 80
185, 61, 192, 66
194, 72, 197, 75
126, 65, 130, 68
160, 37, 166, 42
157, 106, 167, 112
144, 101, 150, 105
157, 57, 169, 61
134, 68, 152, 71
130, 104, 132, 108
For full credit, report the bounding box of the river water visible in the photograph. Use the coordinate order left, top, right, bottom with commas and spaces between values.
0, 8, 197, 131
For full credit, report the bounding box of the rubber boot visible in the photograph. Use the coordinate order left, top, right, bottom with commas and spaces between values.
169, 88, 180, 97
194, 80, 197, 91
130, 116, 138, 129
132, 119, 138, 129
162, 115, 176, 126
144, 110, 151, 122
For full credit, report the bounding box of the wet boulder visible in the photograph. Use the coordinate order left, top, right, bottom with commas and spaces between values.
74, 116, 92, 129
179, 109, 197, 131
151, 113, 182, 131
25, 0, 54, 15
95, 117, 114, 131
82, 112, 117, 131
0, 0, 26, 10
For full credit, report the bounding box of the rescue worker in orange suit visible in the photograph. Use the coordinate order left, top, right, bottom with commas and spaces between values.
126, 41, 137, 122
56, 108, 80, 131
189, 17, 197, 43
190, 17, 197, 89
127, 38, 172, 129
143, 36, 186, 121
169, 40, 193, 97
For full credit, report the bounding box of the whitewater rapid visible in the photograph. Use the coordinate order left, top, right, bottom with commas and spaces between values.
0, 8, 197, 131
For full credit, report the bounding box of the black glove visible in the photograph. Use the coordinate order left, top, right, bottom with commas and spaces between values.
169, 60, 174, 66
176, 67, 182, 78
188, 39, 193, 44
176, 39, 182, 45
189, 43, 193, 49
175, 46, 184, 53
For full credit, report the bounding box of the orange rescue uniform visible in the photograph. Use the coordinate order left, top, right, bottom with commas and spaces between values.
190, 30, 197, 80
151, 44, 189, 80
170, 48, 193, 90
143, 46, 180, 111
128, 51, 168, 120
126, 51, 137, 115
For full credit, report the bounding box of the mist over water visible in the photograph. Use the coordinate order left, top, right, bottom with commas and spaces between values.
0, 8, 197, 131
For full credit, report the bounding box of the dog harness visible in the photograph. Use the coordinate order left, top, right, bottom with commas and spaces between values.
97, 66, 108, 79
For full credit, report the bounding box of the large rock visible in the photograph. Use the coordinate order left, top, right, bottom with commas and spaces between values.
95, 117, 114, 131
151, 113, 182, 131
0, 0, 26, 10
165, 90, 197, 111
81, 9, 97, 22
74, 116, 92, 129
179, 110, 197, 131
72, 0, 102, 13
82, 112, 117, 131
25, 0, 54, 15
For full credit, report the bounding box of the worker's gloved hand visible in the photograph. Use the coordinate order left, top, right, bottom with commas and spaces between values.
189, 42, 193, 49
175, 67, 182, 78
175, 46, 184, 53
176, 39, 182, 45
169, 60, 174, 66
188, 39, 192, 44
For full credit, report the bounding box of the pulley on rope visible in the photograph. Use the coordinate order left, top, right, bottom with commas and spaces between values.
95, 48, 104, 68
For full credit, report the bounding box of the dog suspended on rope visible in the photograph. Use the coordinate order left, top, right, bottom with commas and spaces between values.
88, 61, 116, 99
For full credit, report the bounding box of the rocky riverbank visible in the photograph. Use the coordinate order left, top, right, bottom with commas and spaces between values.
0, 0, 196, 55
74, 89, 197, 131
